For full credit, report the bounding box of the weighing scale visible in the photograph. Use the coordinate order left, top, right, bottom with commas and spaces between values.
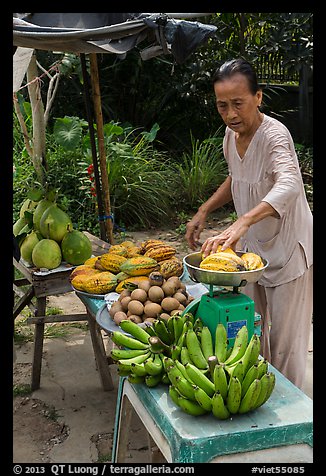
182, 252, 269, 348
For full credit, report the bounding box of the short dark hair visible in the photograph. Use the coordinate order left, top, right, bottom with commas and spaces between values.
212, 58, 260, 95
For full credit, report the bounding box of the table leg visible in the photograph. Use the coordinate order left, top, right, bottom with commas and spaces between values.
31, 297, 46, 391
87, 311, 114, 391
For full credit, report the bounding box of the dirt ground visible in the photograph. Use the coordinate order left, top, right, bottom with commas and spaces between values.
13, 213, 313, 463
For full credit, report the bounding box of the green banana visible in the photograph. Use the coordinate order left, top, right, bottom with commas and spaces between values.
169, 385, 181, 406
256, 358, 269, 379
174, 360, 194, 383
131, 362, 148, 377
180, 346, 193, 366
214, 323, 228, 363
213, 364, 229, 400
174, 375, 197, 400
186, 328, 208, 369
117, 350, 151, 372
207, 355, 219, 377
241, 363, 259, 397
226, 360, 245, 383
117, 367, 130, 377
149, 335, 171, 354
163, 356, 175, 372
200, 326, 214, 361
120, 320, 150, 344
182, 312, 195, 325
177, 324, 187, 347
166, 363, 185, 387
144, 353, 164, 376
166, 316, 175, 341
143, 322, 156, 336
194, 385, 213, 411
226, 376, 242, 414
161, 372, 170, 385
193, 317, 203, 331
241, 334, 261, 374
260, 372, 276, 406
238, 378, 261, 414
171, 344, 181, 360
212, 391, 230, 420
145, 373, 163, 387
224, 325, 248, 366
110, 331, 150, 350
252, 372, 271, 409
128, 373, 145, 384
184, 362, 215, 397
177, 395, 208, 416
110, 347, 149, 361
153, 320, 173, 345
173, 315, 186, 342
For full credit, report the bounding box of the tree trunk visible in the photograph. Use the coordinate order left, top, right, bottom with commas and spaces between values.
27, 53, 47, 186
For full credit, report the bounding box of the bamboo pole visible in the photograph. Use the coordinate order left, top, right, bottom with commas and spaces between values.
80, 53, 106, 241
89, 53, 114, 244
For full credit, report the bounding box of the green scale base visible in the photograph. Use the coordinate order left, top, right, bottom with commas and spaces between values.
183, 287, 258, 347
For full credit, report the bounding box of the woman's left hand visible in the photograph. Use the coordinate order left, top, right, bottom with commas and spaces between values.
201, 216, 250, 258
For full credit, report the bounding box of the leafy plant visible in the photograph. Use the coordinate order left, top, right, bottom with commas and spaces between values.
173, 132, 228, 210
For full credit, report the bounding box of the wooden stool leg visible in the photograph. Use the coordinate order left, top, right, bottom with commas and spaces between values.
31, 297, 46, 391
87, 311, 114, 391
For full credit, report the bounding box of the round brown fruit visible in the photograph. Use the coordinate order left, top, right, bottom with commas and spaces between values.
109, 301, 123, 318
130, 288, 148, 303
128, 314, 143, 323
162, 281, 178, 296
128, 300, 144, 316
137, 279, 151, 293
173, 292, 187, 305
167, 276, 182, 288
161, 297, 180, 312
120, 296, 132, 312
148, 285, 164, 303
148, 271, 164, 286
143, 302, 162, 318
113, 311, 128, 325
119, 289, 131, 299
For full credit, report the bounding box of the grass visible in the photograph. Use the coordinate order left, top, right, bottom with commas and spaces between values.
13, 384, 32, 397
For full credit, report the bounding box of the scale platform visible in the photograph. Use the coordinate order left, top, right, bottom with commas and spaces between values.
182, 252, 268, 347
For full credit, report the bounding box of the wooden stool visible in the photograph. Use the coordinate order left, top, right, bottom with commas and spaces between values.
13, 232, 114, 391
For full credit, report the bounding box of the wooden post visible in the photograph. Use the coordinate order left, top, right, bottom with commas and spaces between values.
89, 53, 114, 244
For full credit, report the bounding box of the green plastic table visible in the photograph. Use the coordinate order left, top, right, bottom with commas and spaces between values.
80, 295, 313, 464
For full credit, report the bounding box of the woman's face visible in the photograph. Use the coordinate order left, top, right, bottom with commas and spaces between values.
214, 73, 262, 136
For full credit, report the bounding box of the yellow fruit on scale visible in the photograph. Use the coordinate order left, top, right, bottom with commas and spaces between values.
200, 249, 264, 272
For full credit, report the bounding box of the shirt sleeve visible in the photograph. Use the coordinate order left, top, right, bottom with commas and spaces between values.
261, 129, 302, 218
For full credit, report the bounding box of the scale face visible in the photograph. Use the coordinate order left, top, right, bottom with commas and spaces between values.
184, 289, 255, 348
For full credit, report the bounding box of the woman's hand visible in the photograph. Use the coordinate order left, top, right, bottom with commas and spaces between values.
185, 210, 207, 250
201, 216, 250, 257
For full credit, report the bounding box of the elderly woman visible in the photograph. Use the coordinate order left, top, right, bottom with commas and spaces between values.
185, 58, 313, 389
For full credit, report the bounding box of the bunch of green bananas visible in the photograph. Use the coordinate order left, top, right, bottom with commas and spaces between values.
109, 313, 197, 387
110, 315, 276, 418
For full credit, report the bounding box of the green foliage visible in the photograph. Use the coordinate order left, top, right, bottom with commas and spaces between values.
173, 131, 228, 210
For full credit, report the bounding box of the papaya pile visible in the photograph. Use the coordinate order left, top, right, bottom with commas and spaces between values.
13, 189, 92, 270
70, 239, 185, 296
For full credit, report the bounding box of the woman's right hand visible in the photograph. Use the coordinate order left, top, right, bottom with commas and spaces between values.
185, 211, 207, 250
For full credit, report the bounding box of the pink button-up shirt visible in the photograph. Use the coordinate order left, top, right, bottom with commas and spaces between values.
223, 114, 313, 287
